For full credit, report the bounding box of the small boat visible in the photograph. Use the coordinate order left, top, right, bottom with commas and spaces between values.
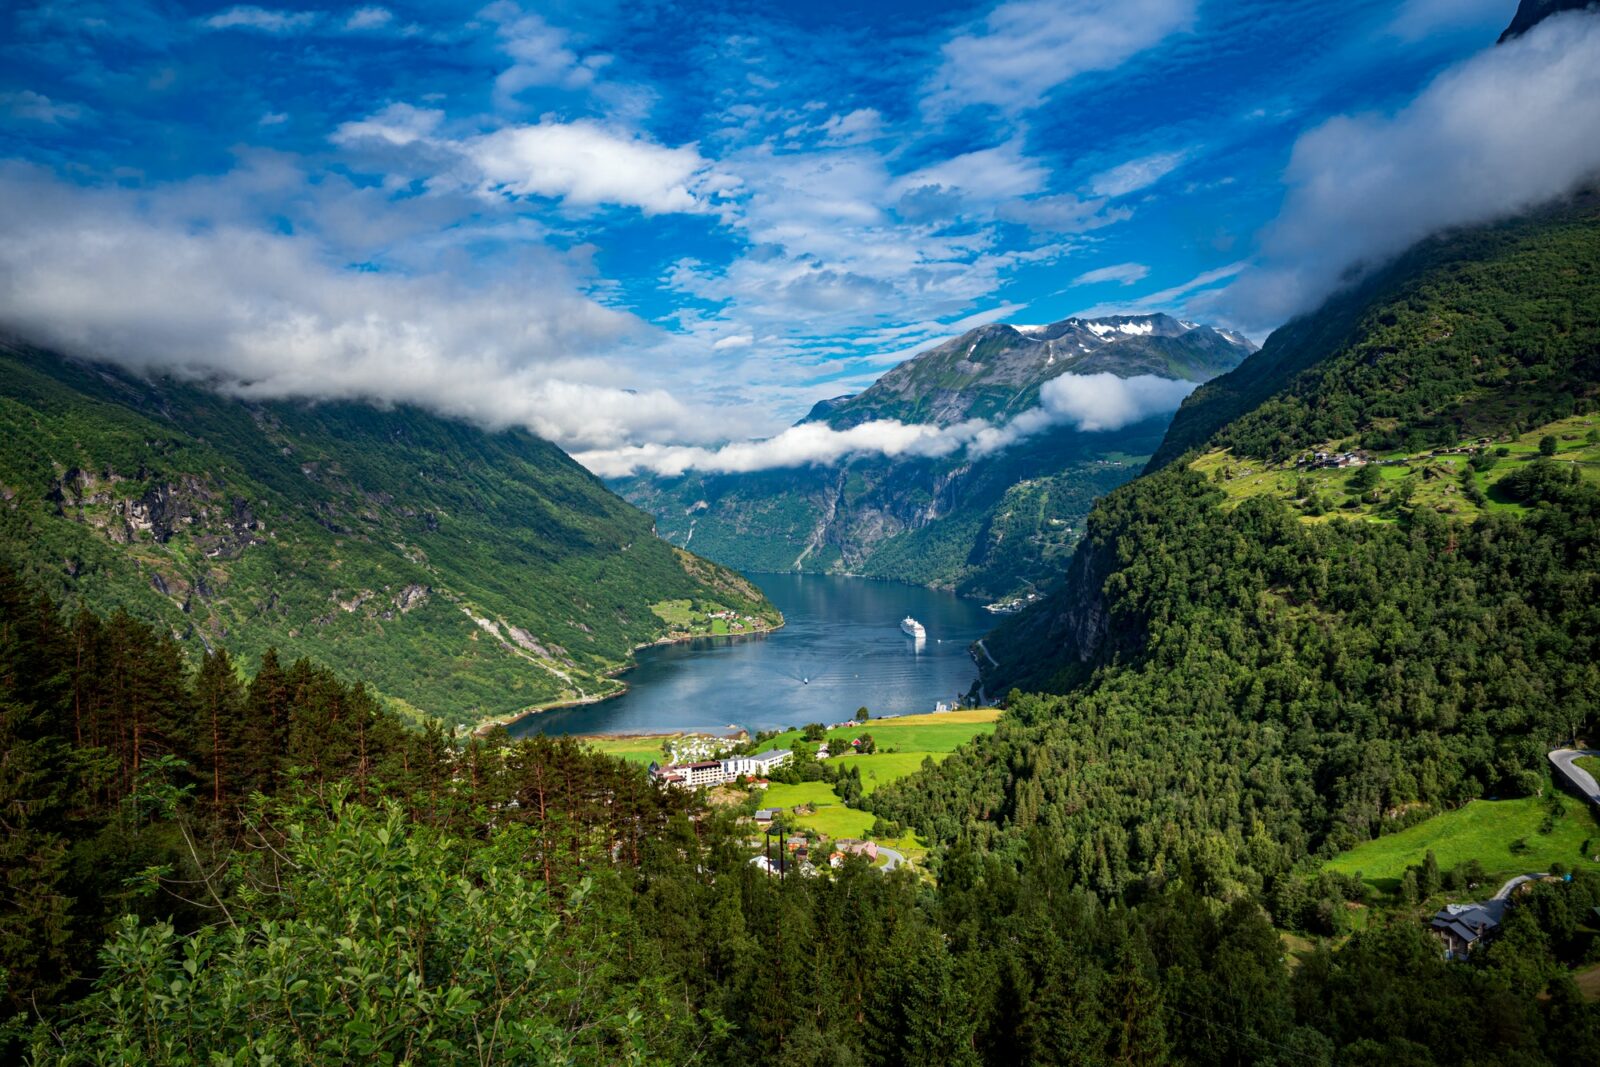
900, 616, 926, 639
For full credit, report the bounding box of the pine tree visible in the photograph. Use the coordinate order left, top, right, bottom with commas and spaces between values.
193, 649, 243, 810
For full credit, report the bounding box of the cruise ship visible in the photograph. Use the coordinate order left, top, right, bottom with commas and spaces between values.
900, 616, 926, 639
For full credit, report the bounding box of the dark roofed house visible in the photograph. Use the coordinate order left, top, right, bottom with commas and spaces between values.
1430, 901, 1503, 960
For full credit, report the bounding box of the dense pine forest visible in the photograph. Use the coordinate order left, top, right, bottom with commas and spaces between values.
4, 568, 1600, 1064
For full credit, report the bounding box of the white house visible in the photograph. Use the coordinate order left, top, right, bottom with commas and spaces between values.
722, 748, 792, 778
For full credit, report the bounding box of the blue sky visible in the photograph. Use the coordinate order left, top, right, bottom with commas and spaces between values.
4, 0, 1596, 472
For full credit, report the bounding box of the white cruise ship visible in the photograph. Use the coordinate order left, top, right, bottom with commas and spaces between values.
900, 616, 926, 638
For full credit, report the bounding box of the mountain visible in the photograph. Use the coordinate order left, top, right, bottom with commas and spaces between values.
0, 339, 779, 729
869, 193, 1600, 905
1500, 0, 1598, 41
817, 312, 1251, 428
614, 313, 1254, 601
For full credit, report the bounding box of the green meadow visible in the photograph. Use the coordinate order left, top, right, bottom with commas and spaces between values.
1326, 795, 1600, 892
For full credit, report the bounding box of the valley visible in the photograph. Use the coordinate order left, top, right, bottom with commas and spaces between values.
0, 340, 780, 729
6, 0, 1600, 1062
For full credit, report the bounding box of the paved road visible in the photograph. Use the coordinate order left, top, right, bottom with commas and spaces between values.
877, 846, 906, 872
1549, 749, 1600, 806
1492, 873, 1544, 901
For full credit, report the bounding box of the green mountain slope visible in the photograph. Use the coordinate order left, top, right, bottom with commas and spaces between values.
869, 196, 1600, 912
616, 314, 1253, 600
0, 340, 778, 728
1152, 195, 1600, 469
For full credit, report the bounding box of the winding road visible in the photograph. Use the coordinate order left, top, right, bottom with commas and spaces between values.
1548, 749, 1600, 806
877, 846, 905, 872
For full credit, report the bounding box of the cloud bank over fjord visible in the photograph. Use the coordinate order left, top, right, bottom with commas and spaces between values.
1211, 11, 1600, 330
572, 372, 1198, 478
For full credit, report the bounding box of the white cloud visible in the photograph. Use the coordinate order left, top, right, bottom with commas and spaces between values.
0, 163, 728, 453
332, 102, 444, 148
1216, 12, 1600, 330
481, 1, 612, 107
344, 6, 393, 31
1071, 260, 1248, 320
891, 140, 1048, 205
924, 0, 1196, 114
995, 192, 1130, 233
332, 108, 720, 216
713, 334, 754, 350
575, 372, 1195, 477
1, 90, 84, 124
203, 6, 316, 33
466, 121, 714, 214
817, 108, 883, 146
1071, 262, 1149, 286
1035, 371, 1197, 434
258, 111, 289, 126
1089, 150, 1188, 197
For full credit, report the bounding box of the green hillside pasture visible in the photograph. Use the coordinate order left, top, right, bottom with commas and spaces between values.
830, 751, 949, 794
759, 781, 875, 839
1326, 796, 1600, 892
580, 734, 679, 765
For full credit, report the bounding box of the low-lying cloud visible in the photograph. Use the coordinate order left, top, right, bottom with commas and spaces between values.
0, 162, 719, 452
574, 372, 1197, 478
1213, 11, 1600, 330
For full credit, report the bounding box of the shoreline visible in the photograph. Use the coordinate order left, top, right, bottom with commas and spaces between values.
472, 615, 785, 737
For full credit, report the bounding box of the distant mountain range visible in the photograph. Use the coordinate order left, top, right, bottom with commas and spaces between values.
0, 340, 779, 729
614, 314, 1255, 601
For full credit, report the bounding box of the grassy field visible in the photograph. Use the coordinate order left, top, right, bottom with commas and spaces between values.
1576, 962, 1600, 1004
748, 710, 1006, 850
760, 781, 875, 839
761, 707, 1001, 754
830, 751, 949, 794
1326, 796, 1600, 892
580, 735, 679, 765
1190, 413, 1600, 525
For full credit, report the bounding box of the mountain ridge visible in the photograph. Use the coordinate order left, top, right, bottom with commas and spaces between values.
0, 339, 780, 729
615, 312, 1254, 599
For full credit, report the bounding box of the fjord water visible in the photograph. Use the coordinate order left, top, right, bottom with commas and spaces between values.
509, 573, 992, 737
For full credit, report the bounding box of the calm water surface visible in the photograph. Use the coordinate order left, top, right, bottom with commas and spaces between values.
509, 573, 992, 737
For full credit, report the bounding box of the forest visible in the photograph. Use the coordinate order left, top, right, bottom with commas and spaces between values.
913, 436, 1600, 918
3, 566, 1599, 1064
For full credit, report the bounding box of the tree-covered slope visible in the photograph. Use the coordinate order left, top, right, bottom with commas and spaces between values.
868, 197, 1600, 917
8, 572, 1599, 1066
617, 314, 1252, 600
1152, 194, 1600, 469
0, 340, 777, 728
